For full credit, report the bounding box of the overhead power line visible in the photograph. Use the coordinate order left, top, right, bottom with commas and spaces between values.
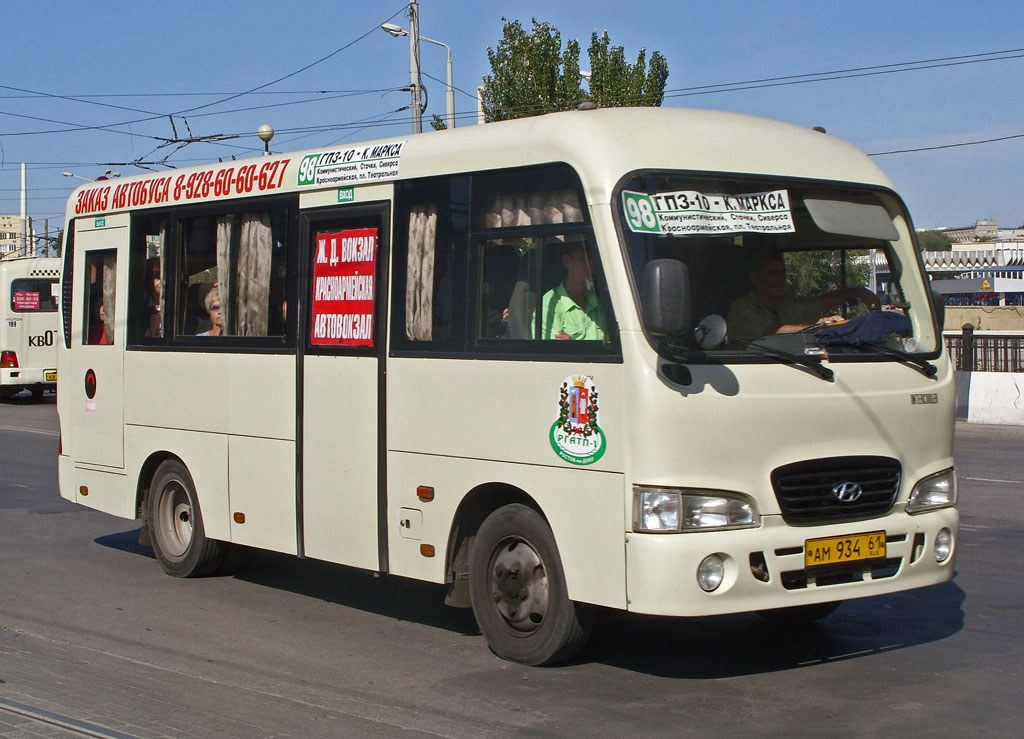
661, 47, 1024, 98
0, 5, 408, 140
868, 132, 1024, 156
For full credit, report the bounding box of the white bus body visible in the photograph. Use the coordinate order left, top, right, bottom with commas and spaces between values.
57, 107, 958, 665
1, 257, 61, 399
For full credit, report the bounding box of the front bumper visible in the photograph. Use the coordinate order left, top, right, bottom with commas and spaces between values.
625, 507, 958, 616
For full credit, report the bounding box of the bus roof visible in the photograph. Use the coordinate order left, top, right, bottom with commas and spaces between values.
65, 106, 895, 220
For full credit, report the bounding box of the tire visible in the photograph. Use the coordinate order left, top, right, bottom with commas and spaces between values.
757, 601, 842, 626
31, 385, 44, 400
469, 504, 594, 666
146, 459, 227, 577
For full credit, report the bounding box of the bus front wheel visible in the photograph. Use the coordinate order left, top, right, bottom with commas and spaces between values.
469, 504, 594, 666
147, 460, 227, 577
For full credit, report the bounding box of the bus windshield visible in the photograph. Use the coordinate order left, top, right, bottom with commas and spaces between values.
617, 173, 940, 360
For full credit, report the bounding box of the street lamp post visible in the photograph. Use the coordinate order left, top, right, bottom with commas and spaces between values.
62, 171, 94, 183
381, 3, 455, 131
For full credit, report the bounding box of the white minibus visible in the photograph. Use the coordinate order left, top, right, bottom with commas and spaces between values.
57, 107, 958, 665
1, 257, 61, 400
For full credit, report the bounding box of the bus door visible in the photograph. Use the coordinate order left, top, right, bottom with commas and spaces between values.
300, 205, 388, 570
68, 216, 128, 469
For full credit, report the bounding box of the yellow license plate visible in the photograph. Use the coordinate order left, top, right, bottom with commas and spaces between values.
804, 531, 886, 568
45, 371, 57, 381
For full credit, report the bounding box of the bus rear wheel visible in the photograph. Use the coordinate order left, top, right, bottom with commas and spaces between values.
469, 504, 593, 666
147, 459, 227, 577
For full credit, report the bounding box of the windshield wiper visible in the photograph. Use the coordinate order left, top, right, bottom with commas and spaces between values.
858, 342, 938, 379
743, 340, 834, 381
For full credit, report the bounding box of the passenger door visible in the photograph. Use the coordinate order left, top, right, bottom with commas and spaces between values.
68, 215, 128, 468
300, 204, 389, 570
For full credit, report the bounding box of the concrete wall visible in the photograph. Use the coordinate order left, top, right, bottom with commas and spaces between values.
945, 306, 1024, 332
955, 371, 1024, 425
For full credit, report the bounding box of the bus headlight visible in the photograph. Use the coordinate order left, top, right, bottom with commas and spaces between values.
633, 487, 759, 533
906, 469, 957, 514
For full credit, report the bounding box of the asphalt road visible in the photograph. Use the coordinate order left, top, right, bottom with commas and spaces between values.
1, 394, 1021, 738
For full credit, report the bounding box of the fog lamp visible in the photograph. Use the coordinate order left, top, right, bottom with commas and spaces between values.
906, 469, 957, 514
934, 528, 953, 562
697, 554, 725, 592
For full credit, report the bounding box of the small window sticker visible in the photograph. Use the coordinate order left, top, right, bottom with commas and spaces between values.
622, 188, 795, 236
550, 375, 606, 466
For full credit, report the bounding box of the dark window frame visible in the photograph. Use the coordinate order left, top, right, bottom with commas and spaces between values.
390, 163, 622, 363
126, 194, 300, 353
10, 278, 59, 313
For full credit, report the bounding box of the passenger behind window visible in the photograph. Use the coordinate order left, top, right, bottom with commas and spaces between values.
141, 258, 162, 338
538, 242, 607, 341
196, 287, 223, 336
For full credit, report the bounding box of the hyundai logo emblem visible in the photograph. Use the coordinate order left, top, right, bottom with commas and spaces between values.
832, 481, 863, 503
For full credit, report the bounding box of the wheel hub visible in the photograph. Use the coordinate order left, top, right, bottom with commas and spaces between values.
490, 539, 549, 633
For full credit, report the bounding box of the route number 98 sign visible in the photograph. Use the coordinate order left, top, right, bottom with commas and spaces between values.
622, 189, 795, 236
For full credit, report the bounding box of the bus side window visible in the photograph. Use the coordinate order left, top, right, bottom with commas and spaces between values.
84, 251, 116, 345
129, 217, 167, 342
392, 175, 469, 352
177, 208, 289, 339
474, 180, 609, 344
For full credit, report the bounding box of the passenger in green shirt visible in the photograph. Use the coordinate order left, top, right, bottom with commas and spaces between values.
727, 253, 880, 340
539, 244, 607, 341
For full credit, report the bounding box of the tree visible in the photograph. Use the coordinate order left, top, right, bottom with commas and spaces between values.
477, 19, 669, 124
917, 230, 953, 251
587, 31, 668, 109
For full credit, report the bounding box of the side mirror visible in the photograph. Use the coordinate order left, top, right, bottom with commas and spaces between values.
642, 259, 691, 335
694, 314, 727, 349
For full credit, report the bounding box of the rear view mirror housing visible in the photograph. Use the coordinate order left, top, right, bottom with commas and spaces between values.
642, 259, 691, 335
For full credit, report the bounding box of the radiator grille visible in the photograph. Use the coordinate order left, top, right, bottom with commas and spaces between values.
771, 456, 900, 524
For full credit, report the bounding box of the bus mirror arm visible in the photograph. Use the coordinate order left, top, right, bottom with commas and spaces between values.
642, 259, 691, 335
930, 288, 946, 332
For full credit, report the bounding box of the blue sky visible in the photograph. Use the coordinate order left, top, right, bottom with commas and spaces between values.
2, 0, 1022, 242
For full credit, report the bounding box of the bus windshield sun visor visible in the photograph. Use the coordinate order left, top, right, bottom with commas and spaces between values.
804, 198, 899, 241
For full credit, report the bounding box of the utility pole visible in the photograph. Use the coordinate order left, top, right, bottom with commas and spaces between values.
20, 163, 27, 256
408, 1, 423, 133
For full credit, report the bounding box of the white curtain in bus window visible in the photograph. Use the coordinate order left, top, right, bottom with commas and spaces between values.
406, 204, 437, 340
214, 212, 273, 336
484, 189, 583, 228
310, 227, 377, 347
102, 256, 116, 343
236, 212, 273, 336
215, 215, 234, 333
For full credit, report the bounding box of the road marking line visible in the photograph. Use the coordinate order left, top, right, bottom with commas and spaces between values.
961, 476, 1022, 485
0, 424, 59, 436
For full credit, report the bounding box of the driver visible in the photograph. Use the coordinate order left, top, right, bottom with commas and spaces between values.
727, 252, 880, 340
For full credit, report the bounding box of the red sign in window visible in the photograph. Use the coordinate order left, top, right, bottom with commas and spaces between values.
310, 227, 377, 347
13, 291, 40, 311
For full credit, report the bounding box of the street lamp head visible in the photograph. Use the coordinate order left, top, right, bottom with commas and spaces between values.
258, 124, 274, 155
381, 22, 407, 38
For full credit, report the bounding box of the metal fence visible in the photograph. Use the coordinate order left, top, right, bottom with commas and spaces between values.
944, 324, 1024, 372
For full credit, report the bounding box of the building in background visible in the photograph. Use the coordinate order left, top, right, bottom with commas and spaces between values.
937, 219, 1024, 245
0, 215, 35, 259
